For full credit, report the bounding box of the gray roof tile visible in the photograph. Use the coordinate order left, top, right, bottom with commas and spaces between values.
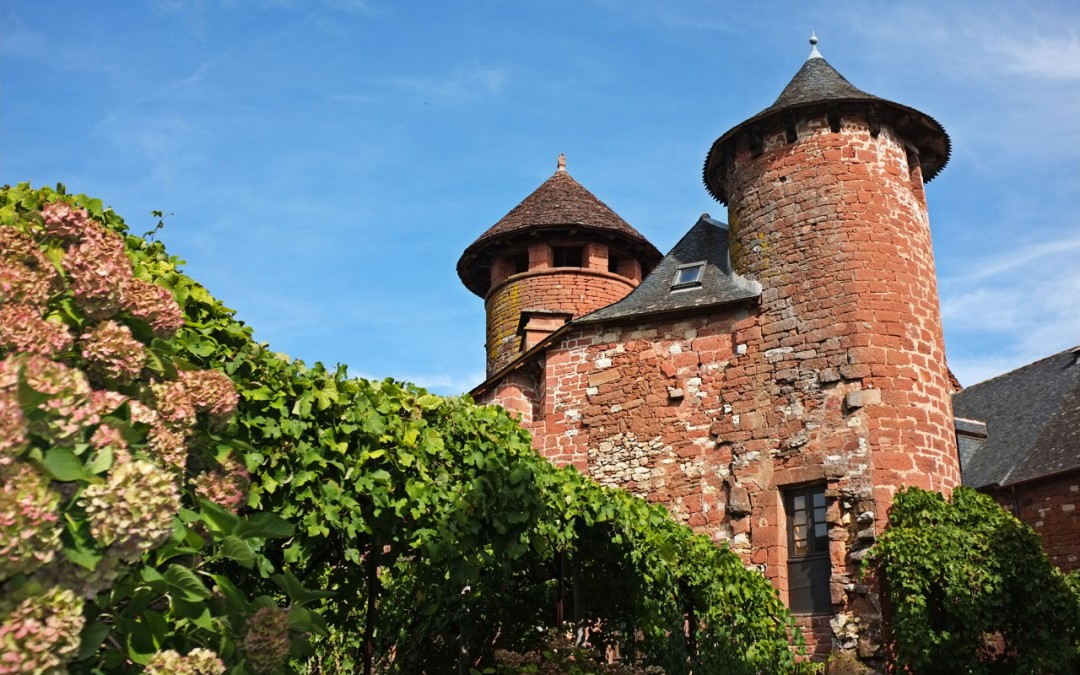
703, 54, 950, 204
578, 215, 760, 323
953, 347, 1080, 488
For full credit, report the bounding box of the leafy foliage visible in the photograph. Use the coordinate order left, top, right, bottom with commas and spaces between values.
869, 486, 1080, 674
1, 183, 810, 673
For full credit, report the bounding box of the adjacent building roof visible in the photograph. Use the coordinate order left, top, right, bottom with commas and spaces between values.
953, 346, 1080, 488
579, 215, 760, 323
703, 40, 950, 204
457, 159, 661, 297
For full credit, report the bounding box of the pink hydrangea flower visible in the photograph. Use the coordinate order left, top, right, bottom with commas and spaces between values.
180, 369, 239, 420
0, 304, 72, 358
40, 201, 90, 241
124, 279, 184, 338
88, 389, 128, 417
0, 463, 61, 581
9, 354, 97, 442
0, 228, 61, 306
0, 586, 84, 674
80, 320, 145, 384
243, 606, 291, 674
0, 385, 27, 467
192, 453, 249, 513
151, 379, 197, 433
80, 459, 180, 562
64, 224, 133, 320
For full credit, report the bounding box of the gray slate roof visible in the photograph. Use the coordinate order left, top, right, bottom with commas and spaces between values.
703, 52, 950, 204
578, 215, 760, 323
953, 347, 1080, 488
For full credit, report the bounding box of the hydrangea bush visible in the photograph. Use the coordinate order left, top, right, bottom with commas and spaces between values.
0, 185, 296, 673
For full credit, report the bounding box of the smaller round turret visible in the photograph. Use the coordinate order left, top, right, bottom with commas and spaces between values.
458, 156, 661, 376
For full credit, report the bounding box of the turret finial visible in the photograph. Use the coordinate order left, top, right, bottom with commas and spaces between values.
557, 153, 567, 172
808, 31, 822, 60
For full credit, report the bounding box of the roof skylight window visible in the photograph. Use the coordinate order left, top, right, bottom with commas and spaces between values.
671, 262, 705, 290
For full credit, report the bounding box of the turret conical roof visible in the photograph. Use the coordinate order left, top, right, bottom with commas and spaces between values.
703, 39, 950, 203
458, 158, 661, 296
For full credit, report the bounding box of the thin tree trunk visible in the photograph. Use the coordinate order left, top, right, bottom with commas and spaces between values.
556, 550, 565, 626
363, 548, 378, 675
572, 551, 585, 647
458, 592, 470, 675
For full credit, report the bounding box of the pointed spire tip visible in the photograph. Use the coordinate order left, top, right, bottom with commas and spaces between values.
808, 30, 822, 60
556, 153, 567, 173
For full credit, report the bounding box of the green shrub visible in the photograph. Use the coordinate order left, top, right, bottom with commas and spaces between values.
870, 486, 1080, 674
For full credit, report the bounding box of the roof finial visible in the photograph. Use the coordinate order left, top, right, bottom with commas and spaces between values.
808, 31, 822, 60
556, 153, 567, 173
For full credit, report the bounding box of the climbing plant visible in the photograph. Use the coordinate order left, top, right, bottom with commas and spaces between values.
1, 182, 811, 673
869, 486, 1080, 674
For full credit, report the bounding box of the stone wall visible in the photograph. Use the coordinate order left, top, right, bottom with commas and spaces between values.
484, 267, 635, 375
476, 112, 962, 667
990, 474, 1080, 571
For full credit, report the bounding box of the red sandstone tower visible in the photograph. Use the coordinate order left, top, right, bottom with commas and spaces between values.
703, 36, 961, 504
458, 155, 661, 376
461, 38, 964, 663
702, 37, 962, 653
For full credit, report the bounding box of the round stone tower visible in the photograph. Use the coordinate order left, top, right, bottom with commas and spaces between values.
703, 35, 960, 541
701, 37, 961, 661
459, 155, 661, 376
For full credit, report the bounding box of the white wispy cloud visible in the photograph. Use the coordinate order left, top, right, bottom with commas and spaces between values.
381, 64, 509, 103
942, 237, 1080, 385
942, 235, 1080, 283
998, 30, 1080, 81
351, 369, 487, 396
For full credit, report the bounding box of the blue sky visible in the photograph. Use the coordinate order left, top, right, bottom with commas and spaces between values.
3, 1, 1078, 394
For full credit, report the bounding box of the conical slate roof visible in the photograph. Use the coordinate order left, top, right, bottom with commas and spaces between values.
703, 39, 950, 203
458, 158, 661, 297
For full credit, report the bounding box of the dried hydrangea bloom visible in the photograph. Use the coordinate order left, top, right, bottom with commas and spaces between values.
144, 648, 226, 675
243, 606, 291, 675
0, 585, 84, 673
88, 388, 127, 418
40, 201, 90, 241
40, 553, 129, 600
0, 464, 61, 580
0, 304, 73, 358
81, 459, 180, 562
0, 228, 61, 306
181, 369, 239, 420
0, 386, 26, 467
13, 354, 97, 442
151, 379, 197, 433
64, 224, 133, 320
192, 454, 249, 513
125, 279, 184, 338
148, 423, 187, 471
80, 320, 145, 384
125, 399, 185, 468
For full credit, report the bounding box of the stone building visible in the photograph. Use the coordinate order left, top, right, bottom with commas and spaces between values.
457, 38, 961, 661
953, 346, 1080, 571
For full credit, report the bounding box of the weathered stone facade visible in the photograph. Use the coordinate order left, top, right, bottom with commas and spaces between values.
460, 44, 963, 665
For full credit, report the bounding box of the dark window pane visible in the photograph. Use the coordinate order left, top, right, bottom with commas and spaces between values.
552, 247, 583, 267
787, 485, 831, 613
675, 265, 703, 285
789, 557, 831, 613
